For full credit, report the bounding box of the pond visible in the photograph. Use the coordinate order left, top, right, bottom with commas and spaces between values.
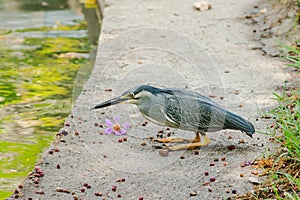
0, 0, 96, 198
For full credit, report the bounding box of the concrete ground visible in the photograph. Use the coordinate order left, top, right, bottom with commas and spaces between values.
11, 0, 292, 199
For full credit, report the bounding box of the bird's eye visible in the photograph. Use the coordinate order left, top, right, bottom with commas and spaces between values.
129, 93, 135, 98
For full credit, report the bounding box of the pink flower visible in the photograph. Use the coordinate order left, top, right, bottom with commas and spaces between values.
104, 116, 130, 136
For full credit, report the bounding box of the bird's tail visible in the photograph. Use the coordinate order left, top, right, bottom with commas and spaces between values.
224, 111, 255, 137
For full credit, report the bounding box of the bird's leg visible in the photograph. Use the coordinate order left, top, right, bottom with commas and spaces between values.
167, 134, 211, 151
152, 132, 201, 143
153, 132, 201, 144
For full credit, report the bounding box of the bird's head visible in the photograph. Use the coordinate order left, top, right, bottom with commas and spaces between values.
93, 85, 164, 109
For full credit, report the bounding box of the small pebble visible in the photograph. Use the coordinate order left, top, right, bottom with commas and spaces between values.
221, 157, 226, 161
232, 189, 237, 194
210, 163, 215, 166
213, 158, 219, 162
118, 139, 123, 143
139, 197, 144, 200
223, 163, 227, 166
94, 122, 99, 127
227, 135, 232, 139
80, 188, 85, 193
179, 155, 185, 159
86, 184, 91, 189
14, 189, 19, 194
208, 188, 213, 192
251, 171, 258, 175
238, 139, 245, 144
123, 137, 127, 142
35, 190, 44, 195
204, 171, 209, 176
73, 195, 79, 200
18, 184, 24, 189
159, 149, 169, 157
189, 191, 197, 196
34, 178, 39, 184
48, 150, 53, 154
94, 192, 102, 196
238, 104, 243, 108
56, 164, 61, 169
141, 142, 146, 146
220, 96, 225, 100
105, 89, 112, 92
193, 150, 199, 155
117, 194, 122, 198
116, 178, 126, 182
74, 131, 79, 136
202, 182, 210, 186
234, 90, 239, 95
240, 173, 244, 177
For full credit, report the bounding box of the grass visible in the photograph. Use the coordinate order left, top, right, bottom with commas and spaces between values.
235, 88, 300, 200
235, 44, 300, 199
282, 41, 300, 69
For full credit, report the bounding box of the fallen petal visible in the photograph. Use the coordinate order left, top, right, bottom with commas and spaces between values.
123, 122, 131, 129
105, 128, 113, 134
115, 131, 121, 136
120, 129, 126, 135
105, 119, 113, 126
114, 116, 121, 123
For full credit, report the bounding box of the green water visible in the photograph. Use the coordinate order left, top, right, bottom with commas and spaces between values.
0, 23, 94, 198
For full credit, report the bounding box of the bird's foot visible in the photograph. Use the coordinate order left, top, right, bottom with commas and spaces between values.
152, 132, 201, 144
160, 135, 210, 151
152, 137, 196, 143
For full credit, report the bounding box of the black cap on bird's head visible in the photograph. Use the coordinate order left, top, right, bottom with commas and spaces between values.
93, 85, 162, 109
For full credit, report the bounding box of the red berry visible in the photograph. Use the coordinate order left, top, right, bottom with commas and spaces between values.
112, 185, 117, 192
83, 183, 88, 187
227, 145, 236, 150
210, 177, 216, 182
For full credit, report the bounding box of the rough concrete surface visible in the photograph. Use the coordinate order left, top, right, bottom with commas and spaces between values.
12, 0, 292, 199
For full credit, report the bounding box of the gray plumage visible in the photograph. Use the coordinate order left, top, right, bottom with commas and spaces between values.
93, 85, 255, 137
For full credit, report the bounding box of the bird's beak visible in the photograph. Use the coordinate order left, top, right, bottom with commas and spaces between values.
93, 96, 130, 109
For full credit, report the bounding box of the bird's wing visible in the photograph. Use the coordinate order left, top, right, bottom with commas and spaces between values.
165, 94, 227, 131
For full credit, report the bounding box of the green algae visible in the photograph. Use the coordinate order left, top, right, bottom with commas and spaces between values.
0, 23, 94, 198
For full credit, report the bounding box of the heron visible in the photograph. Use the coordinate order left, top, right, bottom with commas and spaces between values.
93, 85, 255, 150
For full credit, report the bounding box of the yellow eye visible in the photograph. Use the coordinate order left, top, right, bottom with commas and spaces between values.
129, 93, 135, 98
